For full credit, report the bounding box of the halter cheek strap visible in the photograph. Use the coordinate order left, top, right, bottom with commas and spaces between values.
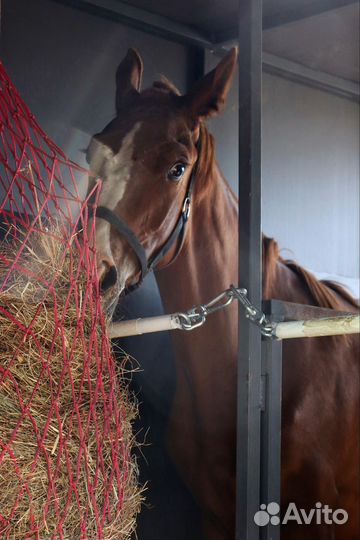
95, 205, 148, 279
93, 140, 199, 294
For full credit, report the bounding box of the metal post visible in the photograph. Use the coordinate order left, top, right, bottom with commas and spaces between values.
260, 300, 282, 540
236, 0, 263, 538
260, 337, 282, 540
186, 45, 205, 91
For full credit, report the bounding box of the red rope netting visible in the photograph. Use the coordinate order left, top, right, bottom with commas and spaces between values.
0, 64, 140, 539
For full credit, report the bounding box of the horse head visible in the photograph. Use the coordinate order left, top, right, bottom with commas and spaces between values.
86, 47, 238, 312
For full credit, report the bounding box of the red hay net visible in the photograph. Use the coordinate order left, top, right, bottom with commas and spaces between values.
0, 64, 139, 539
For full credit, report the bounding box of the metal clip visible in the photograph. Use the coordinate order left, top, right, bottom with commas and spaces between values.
177, 289, 234, 331
182, 197, 191, 220
229, 285, 275, 337
176, 285, 274, 337
177, 310, 206, 331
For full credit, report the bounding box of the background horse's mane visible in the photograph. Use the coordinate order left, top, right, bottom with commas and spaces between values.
263, 236, 359, 310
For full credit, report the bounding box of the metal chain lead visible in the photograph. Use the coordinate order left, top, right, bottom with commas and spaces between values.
229, 285, 274, 337
176, 285, 275, 337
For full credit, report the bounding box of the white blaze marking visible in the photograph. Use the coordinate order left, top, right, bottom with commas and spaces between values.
99, 121, 141, 210
90, 121, 142, 263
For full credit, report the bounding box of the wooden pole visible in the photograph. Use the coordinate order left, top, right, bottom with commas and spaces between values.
108, 314, 182, 338
108, 313, 360, 340
274, 314, 359, 340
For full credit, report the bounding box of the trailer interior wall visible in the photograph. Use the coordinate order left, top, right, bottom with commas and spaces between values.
206, 52, 359, 285
0, 0, 189, 164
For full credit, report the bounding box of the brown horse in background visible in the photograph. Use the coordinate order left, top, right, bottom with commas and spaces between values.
86, 48, 359, 539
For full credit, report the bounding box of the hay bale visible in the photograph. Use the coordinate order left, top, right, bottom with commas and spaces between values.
0, 228, 142, 539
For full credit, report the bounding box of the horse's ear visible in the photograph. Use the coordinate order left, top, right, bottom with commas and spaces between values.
115, 48, 143, 112
183, 47, 238, 120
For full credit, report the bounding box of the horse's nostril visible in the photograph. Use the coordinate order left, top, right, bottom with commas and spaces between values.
100, 265, 118, 292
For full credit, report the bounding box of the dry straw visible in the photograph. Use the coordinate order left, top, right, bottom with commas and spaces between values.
0, 226, 143, 539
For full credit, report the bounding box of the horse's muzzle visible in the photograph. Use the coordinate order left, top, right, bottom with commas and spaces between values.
100, 264, 118, 292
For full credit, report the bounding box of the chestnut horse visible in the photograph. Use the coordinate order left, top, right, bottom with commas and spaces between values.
86, 48, 359, 539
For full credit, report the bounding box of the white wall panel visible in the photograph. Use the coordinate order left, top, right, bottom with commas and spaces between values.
206, 52, 359, 280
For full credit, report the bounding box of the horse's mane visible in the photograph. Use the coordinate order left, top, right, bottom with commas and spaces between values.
196, 124, 217, 187
263, 236, 359, 310
262, 236, 280, 301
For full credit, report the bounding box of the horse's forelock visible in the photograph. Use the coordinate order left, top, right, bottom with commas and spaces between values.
151, 76, 181, 96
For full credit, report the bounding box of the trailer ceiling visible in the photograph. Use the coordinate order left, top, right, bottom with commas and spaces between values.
115, 0, 359, 82
53, 0, 359, 83
263, 3, 359, 82
116, 0, 355, 37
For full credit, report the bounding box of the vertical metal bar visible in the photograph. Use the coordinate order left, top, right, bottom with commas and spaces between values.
260, 337, 282, 540
236, 0, 263, 538
186, 45, 205, 90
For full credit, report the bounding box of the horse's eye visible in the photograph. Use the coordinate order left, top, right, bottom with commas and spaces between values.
168, 162, 186, 182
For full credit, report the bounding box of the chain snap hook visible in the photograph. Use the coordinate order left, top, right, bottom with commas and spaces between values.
176, 285, 275, 337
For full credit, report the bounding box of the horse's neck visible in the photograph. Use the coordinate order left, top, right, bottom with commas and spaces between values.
155, 166, 238, 315
155, 165, 238, 437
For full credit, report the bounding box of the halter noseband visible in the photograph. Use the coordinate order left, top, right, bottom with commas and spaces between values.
92, 141, 199, 294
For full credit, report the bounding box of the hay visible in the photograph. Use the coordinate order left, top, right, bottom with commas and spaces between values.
0, 227, 142, 539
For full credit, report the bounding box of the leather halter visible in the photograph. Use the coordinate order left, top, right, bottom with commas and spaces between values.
92, 141, 200, 294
